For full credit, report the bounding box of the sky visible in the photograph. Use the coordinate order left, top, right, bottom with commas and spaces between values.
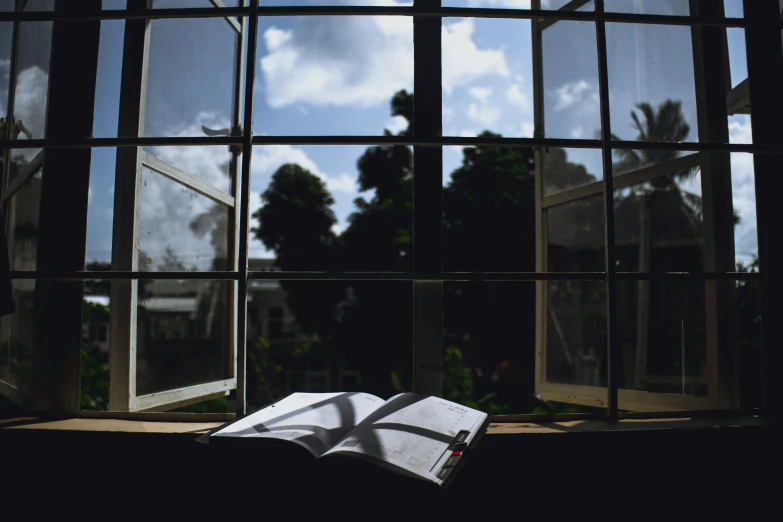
1, 0, 758, 269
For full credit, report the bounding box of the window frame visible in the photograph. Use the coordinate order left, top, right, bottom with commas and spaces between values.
0, 0, 777, 421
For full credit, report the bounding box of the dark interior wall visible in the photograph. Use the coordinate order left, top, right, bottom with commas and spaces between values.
2, 424, 777, 517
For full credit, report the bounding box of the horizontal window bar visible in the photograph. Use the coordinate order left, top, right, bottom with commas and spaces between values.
2, 136, 775, 153
9, 271, 760, 282
0, 6, 757, 28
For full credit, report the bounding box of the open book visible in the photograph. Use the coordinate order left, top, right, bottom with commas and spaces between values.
204, 392, 490, 488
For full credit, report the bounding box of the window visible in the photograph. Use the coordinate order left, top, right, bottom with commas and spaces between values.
0, 0, 778, 420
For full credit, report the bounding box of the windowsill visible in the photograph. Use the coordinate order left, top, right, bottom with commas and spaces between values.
0, 414, 766, 437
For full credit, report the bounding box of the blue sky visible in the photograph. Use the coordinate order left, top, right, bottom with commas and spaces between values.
71, 0, 758, 268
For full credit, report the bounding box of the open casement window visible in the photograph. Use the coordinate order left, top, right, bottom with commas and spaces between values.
0, 0, 53, 407
109, 1, 244, 412
532, 0, 739, 411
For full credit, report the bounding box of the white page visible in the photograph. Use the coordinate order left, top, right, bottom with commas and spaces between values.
322, 395, 487, 485
213, 392, 385, 457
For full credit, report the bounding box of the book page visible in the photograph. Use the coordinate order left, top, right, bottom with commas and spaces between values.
322, 394, 487, 485
212, 392, 385, 457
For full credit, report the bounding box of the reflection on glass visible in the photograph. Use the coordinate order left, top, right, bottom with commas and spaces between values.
736, 275, 762, 409
23, 0, 54, 12
442, 0, 593, 8
9, 20, 52, 180
443, 282, 535, 414
0, 280, 36, 399
546, 280, 606, 387
244, 279, 412, 413
604, 0, 688, 16
606, 23, 698, 143
0, 23, 12, 117
612, 147, 692, 178
82, 290, 110, 411
5, 162, 42, 271
136, 279, 232, 396
616, 280, 707, 397
254, 16, 413, 135
250, 144, 411, 271
443, 145, 536, 272
442, 18, 531, 138
541, 21, 600, 140
138, 166, 230, 271
543, 147, 602, 196
614, 168, 704, 273
144, 16, 240, 137
546, 193, 605, 272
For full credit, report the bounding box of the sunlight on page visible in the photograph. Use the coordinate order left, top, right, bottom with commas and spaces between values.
214, 392, 385, 457
323, 395, 486, 485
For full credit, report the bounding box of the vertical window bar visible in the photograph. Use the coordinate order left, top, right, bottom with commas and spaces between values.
34, 0, 102, 412
235, 0, 258, 417
743, 0, 783, 423
594, 0, 619, 420
689, 0, 737, 409
109, 0, 152, 412
412, 0, 443, 397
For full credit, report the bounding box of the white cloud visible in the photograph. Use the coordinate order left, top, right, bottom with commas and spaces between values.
386, 115, 408, 134
442, 19, 510, 94
521, 121, 534, 137
552, 80, 598, 111
505, 83, 531, 113
443, 105, 455, 122
728, 115, 752, 144
571, 126, 585, 139
469, 86, 493, 102
467, 102, 500, 128
459, 129, 478, 138
326, 173, 357, 194
467, 0, 531, 7
261, 16, 510, 107
261, 16, 413, 108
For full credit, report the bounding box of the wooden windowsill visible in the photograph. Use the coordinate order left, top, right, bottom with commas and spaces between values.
0, 414, 766, 437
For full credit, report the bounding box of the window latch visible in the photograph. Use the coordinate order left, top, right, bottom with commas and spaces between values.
201, 123, 243, 156
0, 116, 33, 141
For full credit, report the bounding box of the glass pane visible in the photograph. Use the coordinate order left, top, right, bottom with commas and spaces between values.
606, 23, 698, 143
0, 280, 36, 402
245, 280, 412, 413
153, 0, 239, 7
442, 18, 532, 138
86, 148, 116, 270
138, 166, 231, 271
612, 148, 696, 178
614, 168, 704, 273
546, 279, 606, 387
604, 0, 689, 16
5, 157, 42, 271
736, 276, 762, 409
543, 147, 602, 196
443, 145, 536, 272
443, 282, 537, 415
144, 145, 235, 194
617, 280, 707, 397
254, 16, 412, 135
541, 21, 600, 140
144, 17, 240, 137
0, 2, 13, 12
546, 193, 605, 272
261, 0, 407, 7
136, 279, 232, 396
442, 0, 593, 9
0, 22, 13, 118
250, 145, 412, 271
10, 20, 52, 175
723, 0, 743, 18
23, 0, 54, 11
732, 152, 757, 269
92, 17, 125, 138
81, 289, 110, 411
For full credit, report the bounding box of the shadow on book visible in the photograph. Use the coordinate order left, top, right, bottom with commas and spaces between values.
199, 391, 490, 492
